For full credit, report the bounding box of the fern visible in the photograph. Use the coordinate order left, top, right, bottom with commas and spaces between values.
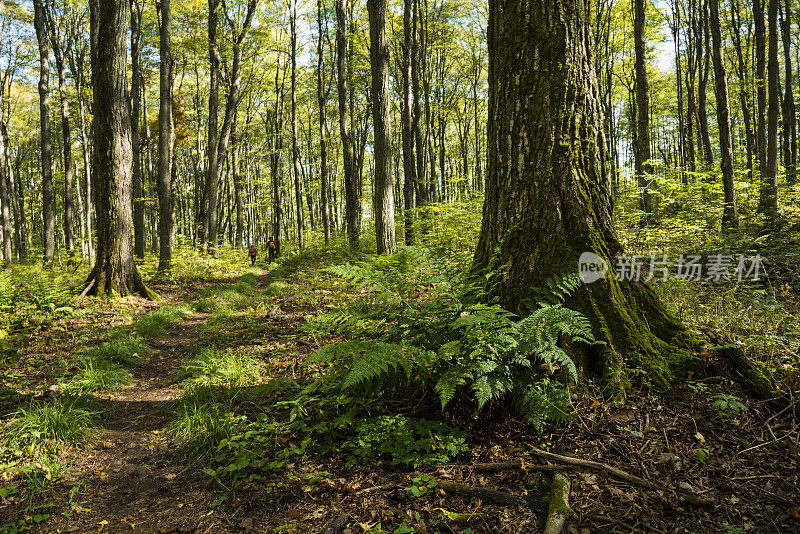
310, 252, 597, 433
526, 273, 582, 308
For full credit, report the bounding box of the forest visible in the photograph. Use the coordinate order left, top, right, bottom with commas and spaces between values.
0, 0, 799, 531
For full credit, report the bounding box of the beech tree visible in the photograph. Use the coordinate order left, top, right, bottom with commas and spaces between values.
82, 0, 152, 299
473, 0, 695, 394
32, 0, 54, 264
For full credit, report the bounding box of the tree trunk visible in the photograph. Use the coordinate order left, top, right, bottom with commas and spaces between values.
782, 0, 797, 183
731, 0, 755, 181
697, 9, 714, 168
131, 0, 145, 258
709, 0, 739, 229
84, 0, 153, 299
473, 0, 696, 395
201, 0, 220, 251
291, 0, 304, 249
368, 0, 396, 255
0, 121, 11, 267
157, 0, 174, 271
761, 0, 780, 218
335, 0, 359, 249
755, 0, 767, 180
634, 0, 653, 215
33, 0, 55, 264
401, 0, 416, 245
317, 0, 330, 246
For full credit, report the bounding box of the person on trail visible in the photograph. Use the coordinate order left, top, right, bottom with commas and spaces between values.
248, 244, 258, 265
266, 237, 277, 264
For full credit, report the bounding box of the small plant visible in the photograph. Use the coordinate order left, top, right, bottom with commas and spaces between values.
88, 333, 150, 366
4, 396, 95, 454
344, 415, 468, 468
63, 357, 132, 393
693, 446, 710, 463
405, 473, 438, 498
193, 297, 220, 313
686, 381, 709, 393
711, 393, 747, 419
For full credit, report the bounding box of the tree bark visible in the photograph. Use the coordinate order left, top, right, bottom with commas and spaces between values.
130, 0, 145, 258
368, 0, 396, 255
634, 0, 653, 215
401, 0, 416, 245
0, 121, 11, 267
782, 0, 797, 184
755, 0, 768, 180
761, 0, 780, 218
33, 0, 55, 264
731, 0, 755, 181
317, 0, 331, 245
709, 0, 739, 229
157, 0, 174, 271
335, 0, 359, 249
473, 0, 697, 395
84, 0, 153, 299
291, 0, 304, 249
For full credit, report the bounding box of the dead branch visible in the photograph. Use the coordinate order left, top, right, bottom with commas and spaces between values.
543, 472, 572, 534
528, 448, 713, 506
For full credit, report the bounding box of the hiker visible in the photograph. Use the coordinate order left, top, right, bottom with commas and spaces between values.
266, 237, 277, 264
248, 244, 258, 265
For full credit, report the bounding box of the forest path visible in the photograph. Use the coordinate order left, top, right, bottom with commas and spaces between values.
49, 310, 221, 533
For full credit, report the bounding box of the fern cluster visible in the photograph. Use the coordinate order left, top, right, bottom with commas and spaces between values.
306, 248, 599, 432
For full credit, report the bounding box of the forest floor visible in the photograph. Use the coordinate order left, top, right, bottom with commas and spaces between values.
1, 245, 799, 534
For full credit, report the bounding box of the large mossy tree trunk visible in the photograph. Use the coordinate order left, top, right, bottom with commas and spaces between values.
84, 0, 153, 299
472, 0, 698, 396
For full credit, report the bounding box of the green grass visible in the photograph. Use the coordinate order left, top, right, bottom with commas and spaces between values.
62, 357, 132, 393
181, 347, 261, 391
88, 333, 150, 366
3, 396, 96, 453
264, 281, 290, 297
170, 391, 246, 459
135, 305, 193, 337
193, 297, 221, 313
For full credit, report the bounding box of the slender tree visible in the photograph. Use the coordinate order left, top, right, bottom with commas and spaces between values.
401, 0, 416, 245
291, 0, 304, 249
368, 0, 396, 254
709, 0, 739, 229
317, 0, 331, 245
157, 0, 174, 271
634, 0, 653, 215
32, 0, 55, 264
335, 0, 359, 249
0, 120, 11, 267
761, 0, 779, 218
781, 0, 796, 183
130, 0, 145, 258
83, 0, 152, 298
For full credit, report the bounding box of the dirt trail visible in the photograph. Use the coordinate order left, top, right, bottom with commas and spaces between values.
49, 313, 227, 534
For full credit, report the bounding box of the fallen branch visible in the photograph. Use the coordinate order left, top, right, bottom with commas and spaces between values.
529, 448, 713, 506
543, 472, 572, 534
473, 460, 574, 473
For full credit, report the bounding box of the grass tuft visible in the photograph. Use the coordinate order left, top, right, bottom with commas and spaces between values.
135, 305, 193, 337
88, 334, 150, 366
63, 357, 132, 393
3, 396, 96, 453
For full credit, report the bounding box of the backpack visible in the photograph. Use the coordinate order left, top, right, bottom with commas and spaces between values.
249, 245, 257, 255
268, 241, 276, 250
